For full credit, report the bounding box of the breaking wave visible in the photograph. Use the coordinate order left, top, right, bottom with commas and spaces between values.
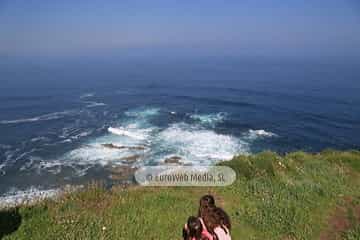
154, 122, 248, 164
80, 93, 95, 99
190, 112, 227, 127
0, 106, 279, 200
85, 101, 106, 108
48, 108, 244, 175
108, 127, 149, 140
246, 129, 278, 140
124, 107, 160, 118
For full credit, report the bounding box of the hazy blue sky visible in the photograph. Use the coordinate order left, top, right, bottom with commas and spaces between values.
1, 0, 360, 58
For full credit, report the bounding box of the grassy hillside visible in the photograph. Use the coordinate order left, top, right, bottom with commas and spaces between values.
1, 150, 360, 240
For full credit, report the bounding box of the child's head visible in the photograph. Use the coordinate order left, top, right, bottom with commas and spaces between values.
200, 195, 215, 207
198, 195, 215, 217
183, 216, 203, 240
212, 207, 231, 231
199, 195, 232, 232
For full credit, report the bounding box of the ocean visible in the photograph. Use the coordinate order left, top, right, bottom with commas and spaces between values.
0, 57, 359, 202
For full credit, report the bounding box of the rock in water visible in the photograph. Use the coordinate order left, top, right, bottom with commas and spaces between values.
101, 143, 147, 151
164, 156, 183, 164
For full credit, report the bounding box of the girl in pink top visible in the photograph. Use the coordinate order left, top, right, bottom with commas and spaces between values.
198, 195, 232, 240
183, 216, 213, 240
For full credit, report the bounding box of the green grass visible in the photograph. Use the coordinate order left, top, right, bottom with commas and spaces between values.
342, 225, 360, 240
1, 150, 360, 240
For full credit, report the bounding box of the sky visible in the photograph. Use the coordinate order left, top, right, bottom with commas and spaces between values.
0, 0, 360, 58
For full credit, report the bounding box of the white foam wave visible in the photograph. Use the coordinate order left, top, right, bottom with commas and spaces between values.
124, 107, 160, 118
0, 187, 60, 209
64, 145, 130, 167
35, 158, 64, 174
19, 156, 37, 171
51, 121, 154, 172
20, 116, 155, 176
0, 110, 76, 124
85, 101, 106, 108
51, 108, 247, 174
18, 156, 88, 177
0, 163, 6, 175
80, 93, 95, 99
108, 127, 148, 140
52, 116, 155, 174
190, 112, 227, 126
60, 126, 80, 138
30, 136, 50, 142
63, 145, 148, 169
20, 108, 250, 177
70, 130, 93, 140
0, 147, 24, 174
155, 123, 248, 164
0, 148, 42, 174
246, 129, 277, 139
14, 148, 40, 162
59, 125, 94, 140
4, 150, 15, 161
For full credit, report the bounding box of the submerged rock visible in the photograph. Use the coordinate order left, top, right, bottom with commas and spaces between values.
101, 143, 147, 150
102, 143, 124, 149
127, 146, 147, 150
164, 156, 183, 164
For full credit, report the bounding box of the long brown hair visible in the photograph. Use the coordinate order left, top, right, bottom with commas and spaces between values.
183, 216, 209, 240
198, 195, 215, 217
198, 195, 231, 231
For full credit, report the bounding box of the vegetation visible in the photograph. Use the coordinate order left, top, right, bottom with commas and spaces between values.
1, 150, 360, 240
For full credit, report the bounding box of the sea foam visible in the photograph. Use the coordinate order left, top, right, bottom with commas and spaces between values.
190, 112, 227, 127
124, 107, 160, 118
85, 101, 107, 108
80, 93, 95, 99
247, 129, 277, 139
108, 127, 148, 140
0, 110, 77, 124
155, 122, 248, 164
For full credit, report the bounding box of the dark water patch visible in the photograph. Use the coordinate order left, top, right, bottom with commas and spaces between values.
0, 95, 54, 102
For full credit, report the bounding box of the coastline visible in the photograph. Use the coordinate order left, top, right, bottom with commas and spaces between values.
0, 185, 85, 210
1, 150, 360, 239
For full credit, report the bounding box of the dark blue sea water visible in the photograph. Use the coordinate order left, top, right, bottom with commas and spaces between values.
0, 57, 359, 201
